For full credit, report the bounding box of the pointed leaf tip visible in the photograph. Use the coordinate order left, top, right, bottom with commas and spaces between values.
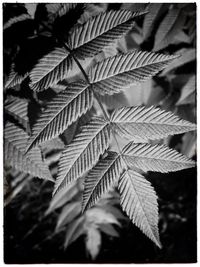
119, 170, 161, 247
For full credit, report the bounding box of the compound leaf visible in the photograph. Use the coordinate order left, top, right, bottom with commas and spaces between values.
111, 106, 196, 141
89, 50, 179, 95
118, 169, 161, 247
53, 117, 111, 195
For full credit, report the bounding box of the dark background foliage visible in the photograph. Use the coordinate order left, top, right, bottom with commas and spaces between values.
4, 2, 196, 263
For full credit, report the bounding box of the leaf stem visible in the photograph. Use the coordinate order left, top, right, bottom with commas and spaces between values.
62, 43, 110, 120
93, 90, 110, 120
62, 42, 124, 154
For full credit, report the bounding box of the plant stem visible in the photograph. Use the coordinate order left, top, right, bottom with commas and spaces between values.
62, 43, 110, 120
93, 90, 110, 120
62, 43, 123, 154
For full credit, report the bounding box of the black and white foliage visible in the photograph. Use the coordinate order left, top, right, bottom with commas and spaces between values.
4, 3, 196, 252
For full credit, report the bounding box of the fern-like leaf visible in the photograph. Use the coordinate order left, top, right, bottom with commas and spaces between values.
29, 47, 72, 91
122, 142, 195, 173
4, 122, 52, 181
68, 9, 146, 59
82, 152, 123, 212
118, 169, 161, 247
53, 117, 111, 195
89, 50, 179, 95
111, 106, 196, 141
26, 81, 93, 152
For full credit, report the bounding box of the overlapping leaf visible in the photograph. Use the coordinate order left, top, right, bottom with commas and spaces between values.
99, 224, 119, 237
142, 3, 163, 40
67, 9, 146, 59
29, 9, 145, 91
153, 8, 181, 51
4, 169, 32, 206
29, 47, 72, 91
84, 206, 120, 258
176, 75, 196, 105
86, 207, 120, 226
119, 169, 161, 247
5, 64, 28, 89
85, 226, 101, 260
5, 97, 29, 130
82, 152, 123, 212
45, 181, 78, 215
64, 217, 85, 249
4, 14, 31, 30
53, 117, 111, 195
26, 81, 93, 152
89, 50, 179, 95
181, 132, 196, 158
4, 122, 52, 180
55, 202, 81, 231
47, 3, 78, 18
161, 48, 195, 75
111, 106, 196, 141
123, 142, 195, 173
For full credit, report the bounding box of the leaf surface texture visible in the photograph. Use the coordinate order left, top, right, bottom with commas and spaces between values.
53, 117, 111, 195
111, 106, 196, 141
68, 9, 146, 59
4, 122, 52, 180
29, 47, 72, 91
123, 142, 195, 173
82, 152, 123, 211
26, 81, 93, 152
89, 50, 178, 95
119, 169, 161, 247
